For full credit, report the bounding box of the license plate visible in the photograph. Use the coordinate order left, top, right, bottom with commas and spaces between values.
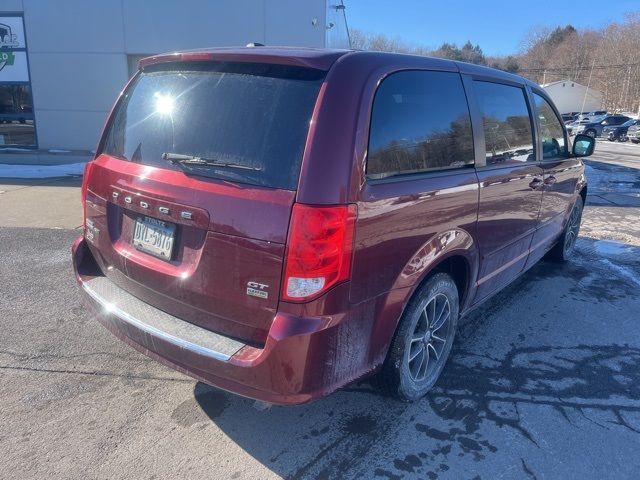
132, 216, 176, 260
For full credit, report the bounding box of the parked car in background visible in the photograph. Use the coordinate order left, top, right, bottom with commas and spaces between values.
567, 119, 591, 135
72, 48, 593, 404
577, 110, 607, 121
572, 114, 631, 137
567, 113, 609, 135
619, 112, 639, 120
628, 122, 640, 143
566, 120, 580, 135
604, 119, 639, 141
561, 113, 577, 124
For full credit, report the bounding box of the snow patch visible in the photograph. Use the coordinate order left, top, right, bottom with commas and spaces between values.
0, 162, 86, 179
594, 240, 633, 256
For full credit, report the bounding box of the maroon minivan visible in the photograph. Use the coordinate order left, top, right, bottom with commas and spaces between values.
72, 47, 594, 404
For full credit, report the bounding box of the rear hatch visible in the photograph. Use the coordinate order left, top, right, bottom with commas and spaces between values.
84, 60, 325, 345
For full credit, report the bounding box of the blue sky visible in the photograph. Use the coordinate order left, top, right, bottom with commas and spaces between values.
345, 0, 640, 56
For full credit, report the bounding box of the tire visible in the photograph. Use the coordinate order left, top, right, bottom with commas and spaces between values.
548, 195, 584, 262
585, 129, 596, 138
631, 139, 639, 144
378, 272, 459, 401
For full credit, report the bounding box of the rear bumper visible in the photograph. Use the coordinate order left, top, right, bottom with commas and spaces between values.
72, 236, 377, 405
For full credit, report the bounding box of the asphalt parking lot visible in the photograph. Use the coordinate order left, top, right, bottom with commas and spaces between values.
1, 141, 639, 479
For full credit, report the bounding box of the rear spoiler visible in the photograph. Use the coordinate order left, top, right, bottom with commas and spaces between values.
138, 48, 347, 72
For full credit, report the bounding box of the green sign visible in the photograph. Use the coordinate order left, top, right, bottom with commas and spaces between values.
0, 51, 15, 65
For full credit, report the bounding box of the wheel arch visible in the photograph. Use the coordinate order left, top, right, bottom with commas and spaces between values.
579, 183, 587, 205
429, 255, 472, 308
368, 230, 479, 369
391, 228, 478, 310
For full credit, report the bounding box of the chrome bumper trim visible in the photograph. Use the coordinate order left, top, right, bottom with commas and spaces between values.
82, 277, 245, 362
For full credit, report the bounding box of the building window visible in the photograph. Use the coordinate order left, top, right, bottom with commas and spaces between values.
0, 14, 36, 147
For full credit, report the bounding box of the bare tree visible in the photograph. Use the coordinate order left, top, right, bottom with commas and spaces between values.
516, 16, 640, 111
349, 29, 412, 53
349, 29, 488, 65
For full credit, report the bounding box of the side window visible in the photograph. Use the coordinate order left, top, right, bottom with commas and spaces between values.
367, 71, 474, 179
533, 93, 568, 160
474, 81, 535, 166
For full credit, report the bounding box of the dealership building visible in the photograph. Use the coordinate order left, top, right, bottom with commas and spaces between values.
541, 80, 603, 115
0, 0, 349, 164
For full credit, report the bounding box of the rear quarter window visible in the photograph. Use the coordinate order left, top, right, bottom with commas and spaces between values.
101, 63, 324, 190
367, 70, 474, 179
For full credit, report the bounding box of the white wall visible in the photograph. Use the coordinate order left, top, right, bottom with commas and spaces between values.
325, 2, 350, 49
23, 0, 129, 150
543, 81, 603, 114
123, 0, 325, 53
16, 0, 327, 151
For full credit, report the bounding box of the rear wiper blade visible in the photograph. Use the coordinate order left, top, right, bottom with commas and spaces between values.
161, 152, 262, 171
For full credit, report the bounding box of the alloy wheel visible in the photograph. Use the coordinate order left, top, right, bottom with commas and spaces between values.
406, 293, 451, 382
564, 201, 582, 255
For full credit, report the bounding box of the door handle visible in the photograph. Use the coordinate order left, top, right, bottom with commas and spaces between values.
544, 175, 557, 185
529, 178, 543, 190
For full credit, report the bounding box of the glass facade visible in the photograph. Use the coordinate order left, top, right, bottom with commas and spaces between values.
0, 14, 36, 147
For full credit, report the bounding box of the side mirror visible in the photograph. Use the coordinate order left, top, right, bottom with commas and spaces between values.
573, 134, 595, 157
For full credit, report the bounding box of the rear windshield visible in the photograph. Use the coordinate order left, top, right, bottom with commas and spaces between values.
101, 63, 324, 190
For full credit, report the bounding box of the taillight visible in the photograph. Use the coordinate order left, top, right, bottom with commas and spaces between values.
81, 161, 95, 229
282, 203, 357, 302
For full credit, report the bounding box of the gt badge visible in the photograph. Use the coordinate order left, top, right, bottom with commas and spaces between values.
247, 281, 269, 299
